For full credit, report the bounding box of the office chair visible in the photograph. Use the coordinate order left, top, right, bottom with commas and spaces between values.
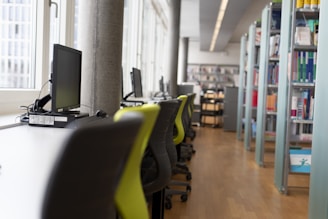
141, 99, 182, 219
186, 93, 197, 140
163, 98, 191, 209
41, 113, 144, 219
113, 104, 160, 219
173, 95, 192, 180
179, 93, 197, 160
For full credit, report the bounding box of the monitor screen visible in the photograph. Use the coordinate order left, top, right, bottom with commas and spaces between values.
51, 44, 82, 113
131, 67, 143, 98
159, 75, 164, 93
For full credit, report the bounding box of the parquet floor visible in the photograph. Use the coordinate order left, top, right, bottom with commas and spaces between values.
164, 127, 309, 219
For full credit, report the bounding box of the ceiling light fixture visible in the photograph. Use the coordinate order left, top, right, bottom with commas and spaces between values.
209, 0, 229, 52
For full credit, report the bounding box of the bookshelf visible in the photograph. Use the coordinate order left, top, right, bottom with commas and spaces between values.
274, 0, 318, 194
308, 1, 328, 217
244, 22, 260, 150
255, 3, 281, 166
236, 34, 247, 141
186, 64, 239, 91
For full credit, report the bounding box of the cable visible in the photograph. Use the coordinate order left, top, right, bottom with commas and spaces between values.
38, 80, 51, 99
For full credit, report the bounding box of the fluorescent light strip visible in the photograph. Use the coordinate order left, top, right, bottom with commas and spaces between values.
209, 0, 229, 52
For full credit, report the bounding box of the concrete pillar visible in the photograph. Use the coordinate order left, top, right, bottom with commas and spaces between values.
78, 0, 124, 116
167, 0, 181, 97
179, 37, 189, 83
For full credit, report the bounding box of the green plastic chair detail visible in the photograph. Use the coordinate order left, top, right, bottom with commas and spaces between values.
173, 95, 188, 145
114, 103, 160, 219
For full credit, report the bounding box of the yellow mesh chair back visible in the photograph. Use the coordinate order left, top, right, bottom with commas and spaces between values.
173, 95, 187, 145
114, 104, 160, 219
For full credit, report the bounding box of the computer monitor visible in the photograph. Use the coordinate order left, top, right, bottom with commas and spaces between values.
131, 67, 143, 98
51, 44, 82, 113
159, 75, 164, 93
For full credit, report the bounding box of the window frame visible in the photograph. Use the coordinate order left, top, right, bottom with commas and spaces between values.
122, 0, 168, 99
0, 1, 76, 115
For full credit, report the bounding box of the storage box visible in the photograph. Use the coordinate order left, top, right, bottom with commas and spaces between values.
201, 103, 221, 111
201, 116, 223, 127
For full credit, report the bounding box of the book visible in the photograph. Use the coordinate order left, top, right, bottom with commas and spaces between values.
267, 63, 279, 85
289, 148, 311, 173
301, 51, 309, 82
297, 96, 304, 119
291, 52, 297, 81
252, 90, 258, 107
253, 68, 259, 86
269, 35, 280, 58
266, 93, 277, 112
307, 52, 314, 83
296, 0, 304, 8
295, 26, 311, 46
298, 51, 303, 82
311, 0, 319, 9
309, 96, 314, 120
313, 52, 317, 82
304, 0, 311, 8
291, 96, 298, 118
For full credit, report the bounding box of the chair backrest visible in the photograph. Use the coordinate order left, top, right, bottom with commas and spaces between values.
41, 113, 144, 219
188, 93, 196, 117
173, 95, 187, 145
142, 99, 180, 195
182, 93, 193, 129
165, 99, 182, 168
113, 104, 160, 219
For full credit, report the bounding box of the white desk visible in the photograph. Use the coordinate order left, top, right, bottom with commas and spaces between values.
0, 114, 22, 129
0, 125, 72, 219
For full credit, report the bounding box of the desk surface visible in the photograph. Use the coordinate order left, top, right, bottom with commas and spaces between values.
0, 125, 72, 219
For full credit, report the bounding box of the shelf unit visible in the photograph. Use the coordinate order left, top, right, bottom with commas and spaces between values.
186, 64, 239, 91
200, 92, 224, 128
243, 21, 260, 150
274, 0, 318, 194
255, 3, 281, 166
236, 35, 247, 141
308, 1, 328, 217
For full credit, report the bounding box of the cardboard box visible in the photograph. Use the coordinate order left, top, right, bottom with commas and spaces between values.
201, 116, 223, 127
204, 92, 224, 99
202, 103, 221, 111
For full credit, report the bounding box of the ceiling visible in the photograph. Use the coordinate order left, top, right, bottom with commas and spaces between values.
180, 0, 272, 52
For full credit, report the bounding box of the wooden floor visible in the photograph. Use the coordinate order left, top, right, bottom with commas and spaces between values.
164, 127, 310, 219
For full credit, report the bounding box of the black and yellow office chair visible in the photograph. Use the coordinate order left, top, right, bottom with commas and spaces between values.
41, 113, 144, 219
173, 95, 192, 180
141, 99, 182, 219
179, 93, 197, 160
114, 104, 160, 219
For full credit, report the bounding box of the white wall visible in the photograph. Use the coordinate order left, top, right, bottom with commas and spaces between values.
188, 41, 240, 65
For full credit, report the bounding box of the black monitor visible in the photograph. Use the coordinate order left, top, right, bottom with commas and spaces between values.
51, 44, 82, 113
123, 67, 143, 101
159, 75, 164, 93
131, 67, 143, 98
153, 75, 166, 99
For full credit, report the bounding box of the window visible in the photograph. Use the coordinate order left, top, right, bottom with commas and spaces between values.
0, 1, 77, 114
122, 0, 168, 98
0, 0, 37, 89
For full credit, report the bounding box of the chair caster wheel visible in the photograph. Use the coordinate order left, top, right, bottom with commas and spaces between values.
186, 185, 192, 192
165, 200, 172, 209
180, 194, 188, 202
186, 172, 192, 181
